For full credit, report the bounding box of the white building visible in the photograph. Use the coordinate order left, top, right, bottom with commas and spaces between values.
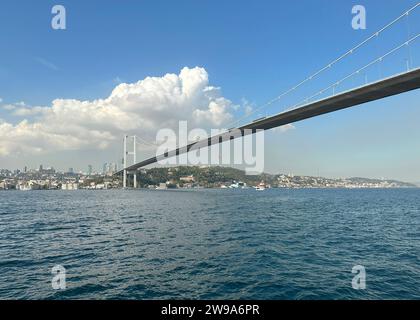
61, 183, 79, 190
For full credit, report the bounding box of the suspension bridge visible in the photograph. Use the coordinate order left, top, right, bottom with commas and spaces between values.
116, 4, 420, 188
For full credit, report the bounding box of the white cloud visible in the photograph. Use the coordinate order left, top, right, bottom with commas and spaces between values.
2, 104, 16, 111
241, 98, 254, 116
0, 67, 235, 157
231, 98, 258, 122
1, 101, 50, 116
245, 105, 253, 115
273, 124, 295, 133
13, 107, 48, 116
2, 101, 28, 111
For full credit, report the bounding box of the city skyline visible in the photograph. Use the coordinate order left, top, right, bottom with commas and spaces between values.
1, 161, 419, 186
1, 0, 419, 182
1, 164, 416, 191
1, 162, 120, 175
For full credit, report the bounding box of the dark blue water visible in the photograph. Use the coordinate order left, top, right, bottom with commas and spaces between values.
0, 188, 420, 299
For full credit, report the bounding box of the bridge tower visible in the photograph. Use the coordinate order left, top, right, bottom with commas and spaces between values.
123, 135, 138, 189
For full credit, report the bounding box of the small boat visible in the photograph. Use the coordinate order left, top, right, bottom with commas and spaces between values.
255, 182, 266, 191
19, 185, 32, 191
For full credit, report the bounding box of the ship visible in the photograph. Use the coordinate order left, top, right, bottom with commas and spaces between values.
255, 181, 266, 191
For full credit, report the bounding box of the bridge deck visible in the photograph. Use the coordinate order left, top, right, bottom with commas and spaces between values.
117, 68, 420, 174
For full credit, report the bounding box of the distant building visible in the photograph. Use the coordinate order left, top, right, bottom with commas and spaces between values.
103, 162, 117, 176
180, 175, 195, 183
87, 165, 93, 176
43, 167, 56, 174
61, 183, 79, 190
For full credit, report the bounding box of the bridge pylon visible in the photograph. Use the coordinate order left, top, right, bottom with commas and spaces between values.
122, 135, 138, 189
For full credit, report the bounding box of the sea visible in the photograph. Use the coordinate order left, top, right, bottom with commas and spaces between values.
0, 188, 419, 300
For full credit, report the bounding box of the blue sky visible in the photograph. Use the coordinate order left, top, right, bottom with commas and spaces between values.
0, 0, 419, 182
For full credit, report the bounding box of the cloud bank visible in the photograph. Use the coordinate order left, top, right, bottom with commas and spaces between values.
0, 67, 235, 157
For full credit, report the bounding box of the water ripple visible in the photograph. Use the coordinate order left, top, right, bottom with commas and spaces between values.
1, 188, 420, 299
